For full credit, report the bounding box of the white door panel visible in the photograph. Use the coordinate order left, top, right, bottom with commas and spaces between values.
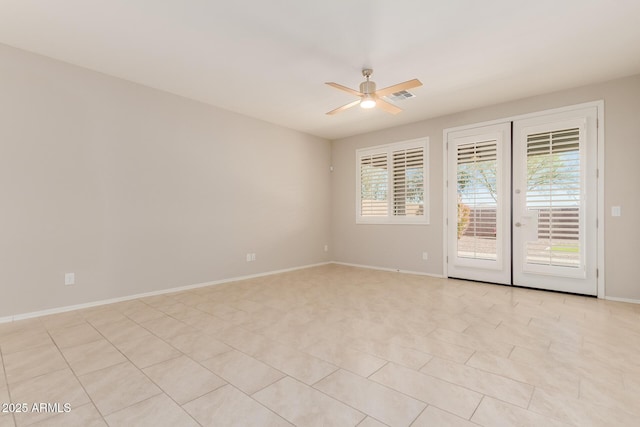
512, 108, 598, 295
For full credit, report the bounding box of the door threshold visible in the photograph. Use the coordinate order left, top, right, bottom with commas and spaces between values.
447, 276, 596, 298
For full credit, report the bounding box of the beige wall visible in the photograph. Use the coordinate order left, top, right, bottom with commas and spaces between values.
331, 74, 640, 300
0, 44, 332, 318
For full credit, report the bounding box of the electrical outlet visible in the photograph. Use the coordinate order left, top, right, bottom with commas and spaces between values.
65, 273, 75, 285
422, 252, 428, 261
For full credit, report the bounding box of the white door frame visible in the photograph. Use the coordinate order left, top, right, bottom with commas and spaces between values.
442, 100, 605, 297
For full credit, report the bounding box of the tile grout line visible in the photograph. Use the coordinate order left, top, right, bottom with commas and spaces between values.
308, 370, 387, 423
0, 350, 19, 427
228, 383, 294, 426
44, 328, 106, 425
407, 404, 429, 426
60, 313, 176, 421
468, 394, 484, 422
91, 301, 225, 425
381, 360, 538, 411
83, 305, 211, 426
365, 360, 390, 380
526, 385, 536, 410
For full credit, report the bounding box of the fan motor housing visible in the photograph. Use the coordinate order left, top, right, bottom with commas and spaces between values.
359, 80, 376, 95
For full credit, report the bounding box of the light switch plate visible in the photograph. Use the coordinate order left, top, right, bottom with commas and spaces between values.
612, 206, 621, 217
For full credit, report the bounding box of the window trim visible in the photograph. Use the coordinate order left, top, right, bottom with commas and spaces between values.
355, 137, 429, 225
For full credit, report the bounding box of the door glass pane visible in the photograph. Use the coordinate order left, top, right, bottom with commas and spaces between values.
456, 140, 498, 260
525, 128, 580, 268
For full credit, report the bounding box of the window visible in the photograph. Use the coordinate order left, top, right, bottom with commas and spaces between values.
356, 138, 429, 224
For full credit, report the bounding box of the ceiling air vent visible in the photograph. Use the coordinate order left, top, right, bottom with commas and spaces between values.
385, 90, 416, 102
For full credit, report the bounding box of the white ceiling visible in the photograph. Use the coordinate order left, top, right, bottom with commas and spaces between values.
1, 0, 640, 140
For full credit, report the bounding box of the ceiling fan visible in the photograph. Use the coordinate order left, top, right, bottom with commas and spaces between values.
325, 69, 422, 115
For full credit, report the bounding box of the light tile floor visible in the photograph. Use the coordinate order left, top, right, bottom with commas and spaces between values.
1, 264, 639, 426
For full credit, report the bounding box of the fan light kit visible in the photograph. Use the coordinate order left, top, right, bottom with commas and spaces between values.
360, 94, 376, 109
325, 69, 422, 115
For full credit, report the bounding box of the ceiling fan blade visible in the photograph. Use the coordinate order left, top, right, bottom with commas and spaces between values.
375, 98, 402, 115
375, 79, 423, 97
326, 99, 361, 115
325, 82, 362, 97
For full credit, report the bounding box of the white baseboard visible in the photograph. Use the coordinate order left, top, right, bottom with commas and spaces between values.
331, 261, 445, 278
2, 262, 332, 324
604, 296, 640, 305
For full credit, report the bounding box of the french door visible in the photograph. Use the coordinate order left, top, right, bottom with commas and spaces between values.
447, 107, 598, 295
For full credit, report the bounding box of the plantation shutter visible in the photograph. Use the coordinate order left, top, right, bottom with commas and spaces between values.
456, 139, 499, 260
360, 153, 388, 217
356, 138, 428, 224
525, 128, 581, 268
393, 147, 425, 217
